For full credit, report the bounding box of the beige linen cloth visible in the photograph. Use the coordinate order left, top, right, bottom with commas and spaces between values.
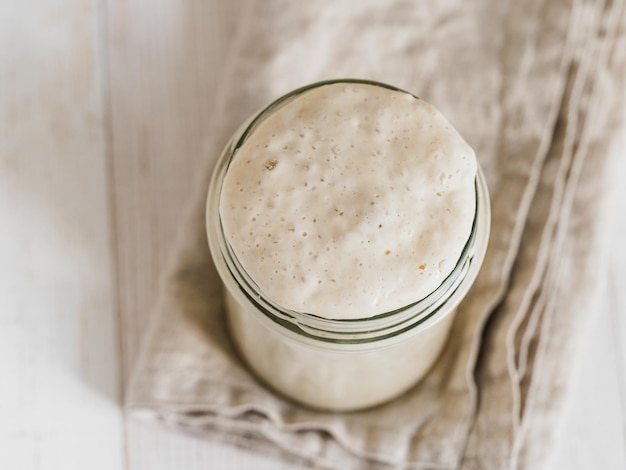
127, 0, 626, 468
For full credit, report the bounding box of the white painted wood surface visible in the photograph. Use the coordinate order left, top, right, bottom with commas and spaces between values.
1, 1, 625, 469
0, 1, 123, 469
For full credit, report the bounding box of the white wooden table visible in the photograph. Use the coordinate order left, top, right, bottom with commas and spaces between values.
1, 1, 625, 468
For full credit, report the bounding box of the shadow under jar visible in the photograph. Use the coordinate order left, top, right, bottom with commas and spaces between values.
206, 79, 490, 412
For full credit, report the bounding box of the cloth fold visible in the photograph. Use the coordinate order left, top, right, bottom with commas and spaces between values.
126, 0, 626, 468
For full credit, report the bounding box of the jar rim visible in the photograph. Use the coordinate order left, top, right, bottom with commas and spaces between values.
207, 79, 490, 345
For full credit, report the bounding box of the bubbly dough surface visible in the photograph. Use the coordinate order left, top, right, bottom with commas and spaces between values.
220, 83, 476, 319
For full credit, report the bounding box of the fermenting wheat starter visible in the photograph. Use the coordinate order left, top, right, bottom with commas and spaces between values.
207, 79, 490, 411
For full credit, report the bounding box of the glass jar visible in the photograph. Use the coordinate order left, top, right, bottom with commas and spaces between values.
206, 80, 490, 412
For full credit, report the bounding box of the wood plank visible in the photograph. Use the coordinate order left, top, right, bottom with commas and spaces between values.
550, 134, 626, 470
104, 0, 288, 468
608, 143, 626, 456
106, 0, 242, 382
550, 282, 626, 470
0, 1, 123, 469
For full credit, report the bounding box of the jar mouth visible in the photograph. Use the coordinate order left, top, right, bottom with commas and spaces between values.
207, 79, 490, 345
